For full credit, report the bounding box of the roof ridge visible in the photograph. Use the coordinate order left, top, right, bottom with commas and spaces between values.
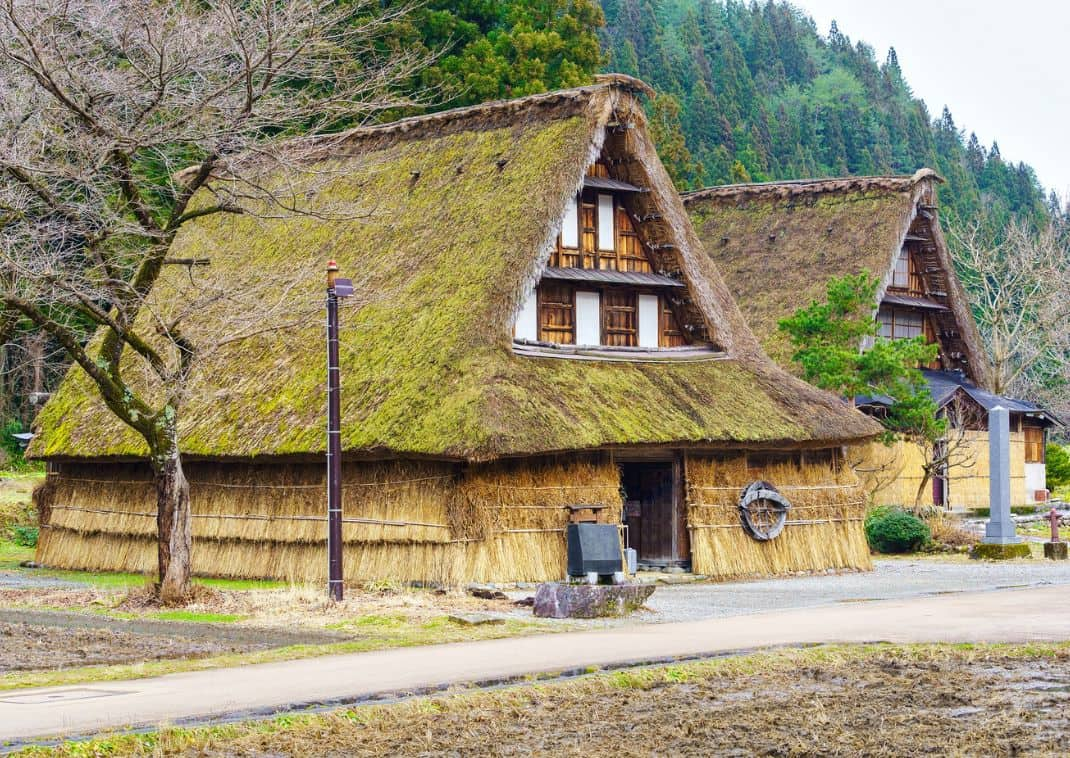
681, 168, 942, 204
299, 74, 653, 151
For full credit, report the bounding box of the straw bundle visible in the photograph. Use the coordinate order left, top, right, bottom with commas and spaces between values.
686, 455, 871, 579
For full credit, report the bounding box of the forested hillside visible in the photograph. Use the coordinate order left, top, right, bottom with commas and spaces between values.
599, 0, 1054, 228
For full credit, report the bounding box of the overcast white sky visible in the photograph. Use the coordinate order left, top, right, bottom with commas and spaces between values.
793, 0, 1069, 201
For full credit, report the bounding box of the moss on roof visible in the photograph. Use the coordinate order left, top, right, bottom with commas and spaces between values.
685, 173, 928, 365
33, 79, 877, 462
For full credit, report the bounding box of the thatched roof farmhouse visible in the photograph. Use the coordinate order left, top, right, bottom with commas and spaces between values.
685, 172, 1056, 508
31, 76, 878, 583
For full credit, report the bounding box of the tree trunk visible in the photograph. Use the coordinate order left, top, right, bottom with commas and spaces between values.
152, 430, 192, 604
914, 470, 932, 510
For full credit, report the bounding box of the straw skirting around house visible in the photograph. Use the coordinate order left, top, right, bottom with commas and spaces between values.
685, 456, 871, 578
36, 457, 622, 584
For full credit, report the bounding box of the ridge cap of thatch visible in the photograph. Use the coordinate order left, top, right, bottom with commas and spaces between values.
174, 75, 654, 185
681, 168, 944, 205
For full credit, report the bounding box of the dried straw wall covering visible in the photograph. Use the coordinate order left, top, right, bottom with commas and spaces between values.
36, 457, 622, 585
686, 455, 871, 579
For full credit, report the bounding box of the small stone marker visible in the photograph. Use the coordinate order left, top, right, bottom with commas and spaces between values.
532, 582, 655, 619
447, 613, 505, 626
972, 406, 1030, 560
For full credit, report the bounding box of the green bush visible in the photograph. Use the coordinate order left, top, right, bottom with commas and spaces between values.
11, 525, 38, 548
1046, 444, 1070, 491
864, 508, 931, 554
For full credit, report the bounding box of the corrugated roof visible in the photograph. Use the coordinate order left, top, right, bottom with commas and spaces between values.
859, 370, 1059, 426
881, 294, 949, 311
582, 175, 644, 192
540, 266, 684, 288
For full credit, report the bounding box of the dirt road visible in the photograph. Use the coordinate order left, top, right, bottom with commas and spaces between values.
2, 583, 1068, 744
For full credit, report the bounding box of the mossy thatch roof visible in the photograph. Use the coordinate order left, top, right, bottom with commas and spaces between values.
683, 171, 988, 386
33, 76, 878, 462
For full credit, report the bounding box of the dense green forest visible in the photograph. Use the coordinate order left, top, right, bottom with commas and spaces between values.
598, 0, 1054, 228
381, 0, 1055, 226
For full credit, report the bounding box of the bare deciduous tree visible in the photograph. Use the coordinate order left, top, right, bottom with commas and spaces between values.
911, 396, 981, 510
949, 217, 1070, 411
0, 0, 428, 602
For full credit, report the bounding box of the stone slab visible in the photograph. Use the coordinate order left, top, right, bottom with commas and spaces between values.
447, 614, 505, 626
533, 582, 655, 619
970, 543, 1032, 560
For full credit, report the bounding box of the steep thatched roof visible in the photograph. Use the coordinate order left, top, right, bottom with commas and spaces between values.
683, 171, 990, 387
32, 75, 878, 462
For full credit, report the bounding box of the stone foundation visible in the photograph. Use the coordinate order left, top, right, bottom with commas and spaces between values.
1043, 542, 1068, 560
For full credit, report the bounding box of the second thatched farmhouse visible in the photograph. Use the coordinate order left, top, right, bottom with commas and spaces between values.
30, 75, 879, 584
684, 172, 1058, 510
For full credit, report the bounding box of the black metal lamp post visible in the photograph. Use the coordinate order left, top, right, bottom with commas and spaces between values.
326, 260, 353, 601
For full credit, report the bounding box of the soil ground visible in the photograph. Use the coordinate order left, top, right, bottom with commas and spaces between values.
0, 610, 349, 672
22, 644, 1070, 757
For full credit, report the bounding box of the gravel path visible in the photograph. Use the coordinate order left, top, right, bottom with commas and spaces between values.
0, 570, 83, 590
639, 558, 1070, 623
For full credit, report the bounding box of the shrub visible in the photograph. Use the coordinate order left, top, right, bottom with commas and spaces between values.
926, 516, 979, 548
11, 524, 38, 548
865, 508, 931, 554
1046, 444, 1070, 491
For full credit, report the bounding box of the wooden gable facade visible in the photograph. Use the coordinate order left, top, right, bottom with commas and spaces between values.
515, 162, 703, 352
873, 184, 974, 377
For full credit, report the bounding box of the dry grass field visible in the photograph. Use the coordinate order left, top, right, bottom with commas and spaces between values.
17, 643, 1070, 757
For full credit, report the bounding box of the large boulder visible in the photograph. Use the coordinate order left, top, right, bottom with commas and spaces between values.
533, 582, 655, 619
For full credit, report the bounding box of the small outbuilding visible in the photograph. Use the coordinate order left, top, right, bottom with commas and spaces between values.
31, 76, 878, 584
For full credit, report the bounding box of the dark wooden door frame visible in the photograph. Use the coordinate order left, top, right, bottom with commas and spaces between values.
618, 453, 688, 567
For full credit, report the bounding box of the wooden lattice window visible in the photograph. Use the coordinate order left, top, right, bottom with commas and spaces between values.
878, 308, 924, 340
602, 289, 637, 347
586, 162, 610, 178
1025, 425, 1045, 463
579, 196, 597, 269
890, 249, 924, 294
660, 299, 686, 347
538, 283, 574, 344
616, 208, 651, 273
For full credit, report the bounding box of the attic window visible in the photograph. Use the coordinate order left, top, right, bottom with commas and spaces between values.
890, 249, 924, 294
552, 180, 651, 274
516, 281, 685, 349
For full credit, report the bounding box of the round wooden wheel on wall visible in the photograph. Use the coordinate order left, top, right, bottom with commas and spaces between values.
738, 480, 791, 541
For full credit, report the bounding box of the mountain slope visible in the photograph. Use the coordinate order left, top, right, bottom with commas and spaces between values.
599, 0, 1052, 227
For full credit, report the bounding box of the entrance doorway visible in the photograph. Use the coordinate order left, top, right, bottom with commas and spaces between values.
621, 460, 688, 568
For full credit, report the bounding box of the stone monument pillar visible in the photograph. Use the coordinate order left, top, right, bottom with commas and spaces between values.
984, 406, 1018, 544
972, 405, 1030, 559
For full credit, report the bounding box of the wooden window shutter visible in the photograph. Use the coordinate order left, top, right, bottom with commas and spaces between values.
1024, 426, 1045, 463
660, 300, 686, 347
602, 289, 637, 347
579, 195, 597, 269
538, 283, 575, 344
616, 208, 650, 273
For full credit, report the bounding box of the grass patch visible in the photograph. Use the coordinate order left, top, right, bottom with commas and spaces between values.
15, 641, 1070, 756
149, 610, 243, 624
0, 539, 34, 569
7, 563, 286, 591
